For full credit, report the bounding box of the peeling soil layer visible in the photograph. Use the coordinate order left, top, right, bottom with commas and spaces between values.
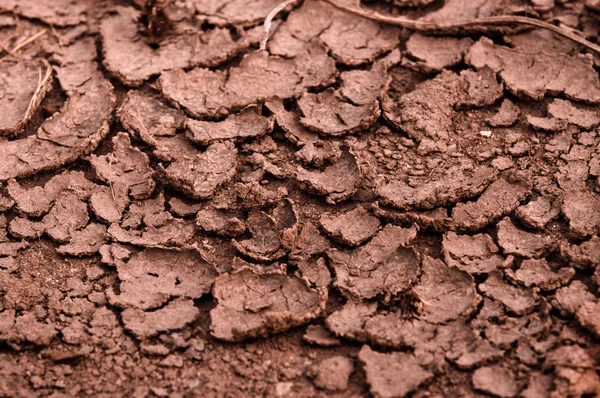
1, 0, 600, 397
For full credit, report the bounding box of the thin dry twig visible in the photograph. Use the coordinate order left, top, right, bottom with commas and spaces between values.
10, 28, 48, 54
22, 61, 53, 125
260, 0, 302, 51
322, 0, 600, 54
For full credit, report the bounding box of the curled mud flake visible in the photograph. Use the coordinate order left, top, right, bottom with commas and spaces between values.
412, 256, 481, 323
121, 194, 172, 230
526, 115, 567, 132
509, 259, 574, 291
210, 268, 326, 342
90, 185, 127, 225
99, 243, 131, 267
108, 248, 217, 310
196, 209, 246, 237
319, 9, 401, 66
486, 99, 520, 127
575, 301, 600, 338
0, 80, 115, 182
327, 224, 419, 300
296, 149, 361, 204
298, 88, 381, 136
296, 141, 342, 168
296, 257, 331, 289
311, 355, 353, 392
560, 236, 600, 269
515, 196, 561, 230
187, 106, 274, 145
561, 191, 600, 238
303, 324, 340, 347
372, 203, 452, 232
194, 0, 285, 27
547, 99, 600, 130
0, 59, 53, 136
264, 98, 319, 147
51, 37, 106, 95
466, 37, 600, 103
452, 174, 532, 232
0, 240, 28, 257
41, 191, 89, 243
479, 271, 538, 316
472, 365, 518, 398
7, 172, 94, 218
521, 373, 553, 398
121, 298, 200, 340
101, 6, 248, 86
320, 206, 380, 247
158, 44, 336, 118
168, 197, 201, 218
496, 218, 552, 259
1, 0, 87, 26
0, 193, 13, 213
545, 345, 600, 398
273, 198, 299, 249
405, 33, 473, 72
442, 231, 506, 275
57, 223, 108, 257
384, 70, 461, 142
119, 90, 185, 141
551, 281, 596, 316
379, 163, 497, 211
358, 345, 433, 398
158, 141, 237, 200
456, 67, 504, 109
289, 222, 330, 262
90, 132, 156, 201
233, 210, 285, 262
109, 218, 196, 248
0, 311, 58, 347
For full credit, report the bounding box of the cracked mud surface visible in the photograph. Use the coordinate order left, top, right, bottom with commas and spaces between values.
0, 0, 600, 397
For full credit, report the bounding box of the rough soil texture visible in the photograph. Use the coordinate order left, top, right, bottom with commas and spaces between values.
0, 0, 600, 397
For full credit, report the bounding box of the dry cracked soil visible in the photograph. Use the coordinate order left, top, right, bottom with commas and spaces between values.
0, 0, 600, 397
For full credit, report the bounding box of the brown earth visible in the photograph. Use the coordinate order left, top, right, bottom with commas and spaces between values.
1, 0, 600, 397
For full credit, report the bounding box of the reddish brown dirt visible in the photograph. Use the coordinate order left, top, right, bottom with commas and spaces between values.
1, 0, 600, 397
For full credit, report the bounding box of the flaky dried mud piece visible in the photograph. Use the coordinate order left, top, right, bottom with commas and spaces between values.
108, 219, 196, 248
210, 267, 326, 342
452, 174, 532, 232
472, 365, 518, 398
194, 0, 283, 27
496, 218, 553, 259
289, 222, 330, 262
551, 280, 596, 316
486, 99, 520, 127
405, 33, 473, 72
158, 44, 336, 118
0, 59, 53, 136
479, 271, 538, 316
0, 79, 115, 182
101, 6, 248, 86
89, 132, 155, 202
233, 210, 285, 262
547, 99, 600, 130
515, 196, 560, 230
545, 345, 600, 398
108, 248, 218, 310
1, 0, 87, 26
119, 90, 185, 140
372, 203, 452, 232
443, 231, 506, 275
509, 259, 574, 291
327, 224, 419, 300
122, 298, 199, 340
320, 206, 380, 247
158, 141, 237, 200
358, 345, 433, 398
0, 311, 58, 348
57, 223, 108, 257
264, 98, 318, 146
296, 149, 360, 204
121, 194, 172, 230
526, 115, 567, 132
413, 256, 481, 323
8, 170, 96, 217
196, 209, 245, 237
466, 37, 600, 103
575, 301, 600, 338
561, 191, 600, 238
319, 8, 401, 66
187, 106, 274, 145
456, 67, 504, 109
303, 324, 340, 347
379, 163, 496, 211
560, 236, 600, 269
